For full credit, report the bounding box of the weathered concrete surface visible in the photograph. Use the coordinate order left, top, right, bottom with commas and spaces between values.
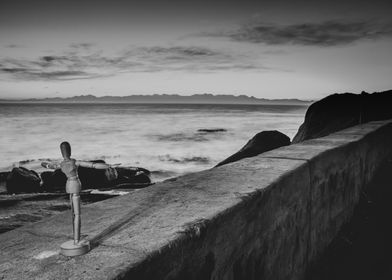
0, 120, 391, 280
0, 192, 118, 234
306, 159, 392, 280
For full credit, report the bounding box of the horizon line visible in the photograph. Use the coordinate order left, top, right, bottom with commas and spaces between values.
2, 89, 386, 102
0, 93, 315, 102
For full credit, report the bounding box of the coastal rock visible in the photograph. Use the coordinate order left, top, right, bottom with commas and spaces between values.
79, 164, 151, 189
292, 90, 392, 143
78, 160, 109, 189
6, 167, 41, 193
197, 128, 227, 133
108, 166, 151, 188
112, 168, 151, 188
0, 172, 10, 193
215, 130, 291, 167
40, 160, 151, 191
0, 172, 10, 183
40, 160, 108, 191
116, 166, 150, 177
41, 170, 66, 192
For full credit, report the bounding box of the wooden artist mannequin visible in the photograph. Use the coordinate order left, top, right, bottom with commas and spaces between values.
42, 141, 112, 256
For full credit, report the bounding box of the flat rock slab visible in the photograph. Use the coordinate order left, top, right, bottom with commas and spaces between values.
0, 192, 122, 234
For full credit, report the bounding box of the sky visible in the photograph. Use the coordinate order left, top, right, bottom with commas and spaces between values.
1, 0, 392, 100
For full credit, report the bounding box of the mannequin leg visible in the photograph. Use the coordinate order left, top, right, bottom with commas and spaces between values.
70, 194, 74, 237
71, 194, 81, 244
60, 192, 89, 257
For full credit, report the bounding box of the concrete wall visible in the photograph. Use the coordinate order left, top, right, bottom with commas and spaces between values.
0, 120, 391, 280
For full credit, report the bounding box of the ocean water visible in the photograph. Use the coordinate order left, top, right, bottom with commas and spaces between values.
0, 103, 308, 181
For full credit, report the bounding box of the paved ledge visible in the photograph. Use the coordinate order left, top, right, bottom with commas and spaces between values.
1, 120, 392, 280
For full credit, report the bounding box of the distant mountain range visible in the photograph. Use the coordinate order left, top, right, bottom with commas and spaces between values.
0, 94, 312, 105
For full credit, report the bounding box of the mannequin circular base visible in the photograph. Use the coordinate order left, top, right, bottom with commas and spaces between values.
60, 240, 90, 257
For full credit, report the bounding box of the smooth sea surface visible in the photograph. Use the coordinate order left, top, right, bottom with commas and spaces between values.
0, 103, 308, 181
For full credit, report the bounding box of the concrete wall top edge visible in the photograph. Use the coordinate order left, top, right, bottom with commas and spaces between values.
261, 120, 392, 161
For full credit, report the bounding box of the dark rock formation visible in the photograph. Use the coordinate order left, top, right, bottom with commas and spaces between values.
215, 130, 291, 167
40, 160, 151, 191
293, 90, 392, 143
41, 169, 66, 192
197, 128, 227, 133
77, 160, 109, 189
109, 166, 151, 188
0, 172, 10, 192
6, 167, 41, 193
0, 172, 10, 183
41, 160, 107, 191
112, 168, 151, 188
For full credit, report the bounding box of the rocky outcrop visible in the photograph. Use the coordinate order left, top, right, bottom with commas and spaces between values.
215, 130, 291, 167
77, 160, 111, 189
0, 172, 10, 193
40, 169, 67, 192
293, 90, 392, 143
40, 160, 151, 191
113, 167, 151, 187
6, 167, 41, 193
197, 128, 227, 133
0, 172, 10, 183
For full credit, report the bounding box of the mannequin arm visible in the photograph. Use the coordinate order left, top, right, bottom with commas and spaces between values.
76, 160, 112, 169
41, 160, 112, 170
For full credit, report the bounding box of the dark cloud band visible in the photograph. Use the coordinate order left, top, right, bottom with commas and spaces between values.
215, 20, 392, 46
0, 45, 263, 81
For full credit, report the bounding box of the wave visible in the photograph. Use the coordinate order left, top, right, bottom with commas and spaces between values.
152, 128, 228, 142
158, 155, 211, 164
153, 133, 209, 142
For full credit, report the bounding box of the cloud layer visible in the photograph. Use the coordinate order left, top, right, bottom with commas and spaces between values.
216, 20, 392, 46
0, 45, 262, 81
4, 19, 388, 81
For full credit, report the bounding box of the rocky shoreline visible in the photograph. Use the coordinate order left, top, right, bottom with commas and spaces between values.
1, 160, 151, 193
